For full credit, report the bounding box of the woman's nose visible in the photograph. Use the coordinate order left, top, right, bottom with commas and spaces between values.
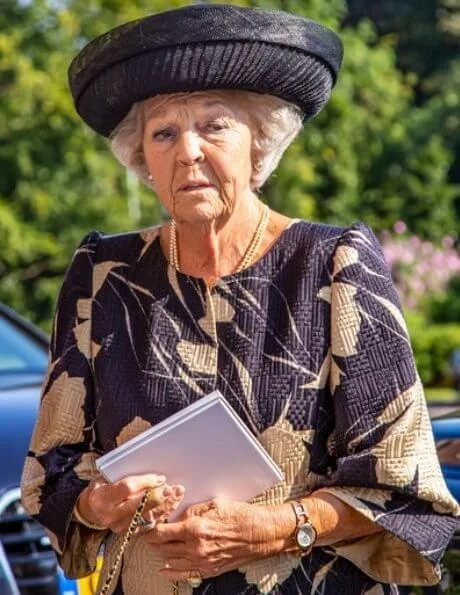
176, 130, 204, 166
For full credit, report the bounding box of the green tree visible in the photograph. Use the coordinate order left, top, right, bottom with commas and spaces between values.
264, 17, 459, 239
345, 0, 460, 80
0, 0, 180, 329
1, 0, 458, 331
344, 0, 460, 232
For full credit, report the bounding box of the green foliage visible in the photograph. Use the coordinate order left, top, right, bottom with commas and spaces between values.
345, 0, 460, 239
424, 277, 460, 324
407, 311, 460, 387
266, 19, 459, 239
0, 0, 175, 330
424, 387, 458, 402
1, 0, 459, 331
346, 0, 460, 79
443, 550, 460, 594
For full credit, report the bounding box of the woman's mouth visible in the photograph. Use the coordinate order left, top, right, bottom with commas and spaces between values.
178, 182, 214, 192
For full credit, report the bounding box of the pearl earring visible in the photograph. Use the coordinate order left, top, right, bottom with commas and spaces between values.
147, 174, 152, 181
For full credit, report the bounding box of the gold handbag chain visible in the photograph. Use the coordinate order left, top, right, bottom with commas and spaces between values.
97, 489, 180, 595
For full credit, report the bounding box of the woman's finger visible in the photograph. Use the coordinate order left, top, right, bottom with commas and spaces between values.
111, 505, 158, 535
108, 493, 148, 527
138, 507, 157, 525
111, 487, 166, 524
148, 519, 188, 544
150, 540, 189, 557
101, 489, 182, 533
143, 484, 184, 514
110, 473, 166, 501
89, 474, 166, 517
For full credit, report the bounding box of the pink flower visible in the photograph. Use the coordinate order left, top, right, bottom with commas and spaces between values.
421, 242, 434, 256
442, 236, 455, 249
380, 228, 460, 311
393, 220, 407, 234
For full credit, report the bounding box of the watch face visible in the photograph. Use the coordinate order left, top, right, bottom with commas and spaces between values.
296, 523, 316, 550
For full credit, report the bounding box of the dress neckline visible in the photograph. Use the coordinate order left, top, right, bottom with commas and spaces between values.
153, 218, 306, 284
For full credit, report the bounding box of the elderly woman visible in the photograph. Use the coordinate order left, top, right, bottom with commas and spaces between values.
21, 4, 459, 595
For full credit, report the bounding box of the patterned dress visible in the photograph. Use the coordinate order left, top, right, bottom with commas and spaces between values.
21, 220, 459, 595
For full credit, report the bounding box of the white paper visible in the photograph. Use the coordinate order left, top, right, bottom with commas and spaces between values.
96, 390, 283, 520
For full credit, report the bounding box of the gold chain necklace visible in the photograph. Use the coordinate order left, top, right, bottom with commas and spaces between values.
169, 204, 270, 275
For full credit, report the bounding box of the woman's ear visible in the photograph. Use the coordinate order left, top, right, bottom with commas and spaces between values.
250, 148, 264, 190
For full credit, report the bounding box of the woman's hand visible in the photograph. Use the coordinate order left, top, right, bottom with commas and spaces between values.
76, 473, 185, 534
145, 498, 294, 580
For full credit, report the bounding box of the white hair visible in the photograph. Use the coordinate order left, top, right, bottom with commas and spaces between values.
109, 90, 303, 190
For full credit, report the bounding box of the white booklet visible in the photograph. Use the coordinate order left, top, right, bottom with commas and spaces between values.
96, 390, 284, 520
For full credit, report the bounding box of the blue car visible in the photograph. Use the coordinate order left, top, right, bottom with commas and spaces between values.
432, 413, 460, 550
0, 304, 93, 594
398, 411, 460, 595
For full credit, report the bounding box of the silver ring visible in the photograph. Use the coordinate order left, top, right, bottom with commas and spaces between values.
136, 516, 155, 531
187, 569, 203, 588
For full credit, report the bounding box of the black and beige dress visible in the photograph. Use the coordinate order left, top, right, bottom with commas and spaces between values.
21, 220, 459, 594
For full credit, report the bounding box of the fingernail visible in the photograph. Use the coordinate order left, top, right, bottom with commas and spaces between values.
174, 485, 185, 498
163, 486, 173, 497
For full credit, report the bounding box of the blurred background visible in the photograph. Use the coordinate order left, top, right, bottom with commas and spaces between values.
1, 0, 460, 400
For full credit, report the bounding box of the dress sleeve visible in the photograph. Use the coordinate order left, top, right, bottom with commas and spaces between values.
20, 231, 108, 579
317, 222, 460, 586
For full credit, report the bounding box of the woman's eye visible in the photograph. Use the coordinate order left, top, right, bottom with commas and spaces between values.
204, 121, 227, 133
152, 128, 175, 141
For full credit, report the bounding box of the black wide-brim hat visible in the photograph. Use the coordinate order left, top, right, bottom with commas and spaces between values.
68, 4, 343, 137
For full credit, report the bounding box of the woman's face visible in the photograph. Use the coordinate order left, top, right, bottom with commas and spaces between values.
142, 91, 254, 225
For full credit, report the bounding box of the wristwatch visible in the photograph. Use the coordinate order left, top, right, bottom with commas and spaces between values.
290, 500, 317, 555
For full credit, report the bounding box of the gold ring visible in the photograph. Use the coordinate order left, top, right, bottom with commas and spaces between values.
187, 569, 203, 588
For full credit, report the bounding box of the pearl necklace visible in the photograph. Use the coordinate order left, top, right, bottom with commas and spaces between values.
169, 204, 270, 275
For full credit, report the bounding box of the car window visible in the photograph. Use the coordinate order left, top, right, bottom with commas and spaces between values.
0, 316, 48, 374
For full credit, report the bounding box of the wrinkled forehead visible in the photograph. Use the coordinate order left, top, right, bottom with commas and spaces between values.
143, 90, 248, 122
